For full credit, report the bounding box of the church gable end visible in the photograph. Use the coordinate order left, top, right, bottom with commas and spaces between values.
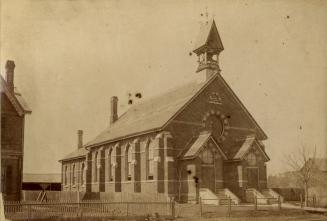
165, 75, 267, 159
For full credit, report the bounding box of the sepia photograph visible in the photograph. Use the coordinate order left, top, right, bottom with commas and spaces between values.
0, 0, 326, 220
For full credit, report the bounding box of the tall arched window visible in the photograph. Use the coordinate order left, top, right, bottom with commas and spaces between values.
81, 163, 85, 185
146, 141, 154, 180
72, 164, 76, 185
125, 145, 132, 181
64, 166, 68, 185
108, 149, 113, 182
110, 149, 115, 182
94, 152, 98, 182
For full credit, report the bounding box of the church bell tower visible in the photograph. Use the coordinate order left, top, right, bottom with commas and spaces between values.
193, 19, 224, 80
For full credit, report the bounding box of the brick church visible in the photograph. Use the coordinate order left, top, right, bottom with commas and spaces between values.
60, 20, 279, 203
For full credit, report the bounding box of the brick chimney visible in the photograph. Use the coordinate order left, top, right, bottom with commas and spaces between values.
77, 130, 83, 149
110, 96, 118, 126
5, 60, 15, 91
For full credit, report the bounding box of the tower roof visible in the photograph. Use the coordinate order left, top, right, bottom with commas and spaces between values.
193, 19, 224, 54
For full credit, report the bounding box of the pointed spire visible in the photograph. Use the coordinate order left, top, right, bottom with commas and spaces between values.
193, 19, 224, 55
193, 19, 224, 80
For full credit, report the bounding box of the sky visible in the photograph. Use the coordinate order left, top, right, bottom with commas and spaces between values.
0, 0, 326, 175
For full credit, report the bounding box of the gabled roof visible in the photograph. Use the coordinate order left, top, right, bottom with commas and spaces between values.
85, 76, 217, 148
193, 19, 224, 54
59, 147, 88, 162
0, 74, 31, 116
233, 135, 270, 161
182, 131, 227, 160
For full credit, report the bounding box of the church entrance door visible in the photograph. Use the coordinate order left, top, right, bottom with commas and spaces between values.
201, 165, 215, 192
247, 168, 259, 189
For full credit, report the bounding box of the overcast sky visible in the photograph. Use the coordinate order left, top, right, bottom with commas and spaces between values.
1, 0, 326, 175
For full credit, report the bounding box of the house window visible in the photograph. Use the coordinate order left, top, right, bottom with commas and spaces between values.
94, 152, 98, 182
81, 163, 85, 185
201, 148, 214, 164
146, 141, 154, 180
125, 145, 132, 181
247, 152, 256, 166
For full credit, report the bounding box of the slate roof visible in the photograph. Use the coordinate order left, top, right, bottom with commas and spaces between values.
23, 173, 61, 183
0, 74, 31, 116
59, 147, 88, 162
85, 77, 214, 148
193, 19, 224, 53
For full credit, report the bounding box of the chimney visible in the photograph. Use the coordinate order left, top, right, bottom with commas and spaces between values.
110, 96, 118, 125
5, 60, 15, 91
77, 130, 83, 149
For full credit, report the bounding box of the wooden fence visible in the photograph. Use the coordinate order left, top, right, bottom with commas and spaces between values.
4, 200, 174, 220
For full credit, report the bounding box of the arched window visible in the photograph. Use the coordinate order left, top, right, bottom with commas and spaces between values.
108, 148, 113, 182
125, 145, 132, 181
81, 163, 85, 185
201, 148, 214, 165
64, 166, 68, 185
94, 152, 98, 182
146, 141, 154, 180
72, 164, 76, 185
247, 152, 256, 166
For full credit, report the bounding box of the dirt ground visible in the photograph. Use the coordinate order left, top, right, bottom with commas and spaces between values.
175, 204, 327, 221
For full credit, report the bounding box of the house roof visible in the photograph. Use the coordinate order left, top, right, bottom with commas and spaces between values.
314, 158, 327, 172
23, 173, 61, 183
233, 135, 270, 161
59, 147, 88, 162
193, 19, 224, 53
0, 74, 31, 116
85, 77, 214, 148
182, 131, 227, 160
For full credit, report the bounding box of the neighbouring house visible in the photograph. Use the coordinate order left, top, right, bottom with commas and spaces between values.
1, 60, 31, 201
60, 20, 277, 203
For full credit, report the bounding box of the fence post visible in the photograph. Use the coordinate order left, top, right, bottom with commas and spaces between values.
171, 198, 175, 218
126, 202, 129, 217
228, 197, 231, 217
278, 196, 281, 210
199, 197, 202, 217
300, 194, 303, 208
28, 204, 31, 219
254, 197, 257, 211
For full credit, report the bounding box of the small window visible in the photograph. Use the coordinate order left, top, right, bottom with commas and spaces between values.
201, 148, 214, 164
247, 152, 256, 166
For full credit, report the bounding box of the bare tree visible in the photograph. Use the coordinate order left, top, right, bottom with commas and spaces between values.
285, 144, 317, 206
